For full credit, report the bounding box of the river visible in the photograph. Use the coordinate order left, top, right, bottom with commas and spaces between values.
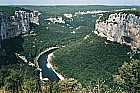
16, 47, 64, 81
36, 47, 64, 81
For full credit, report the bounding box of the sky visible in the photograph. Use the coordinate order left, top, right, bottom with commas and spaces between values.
0, 0, 140, 6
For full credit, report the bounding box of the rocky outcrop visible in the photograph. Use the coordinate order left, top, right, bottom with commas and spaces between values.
0, 10, 40, 47
95, 12, 140, 50
47, 16, 65, 24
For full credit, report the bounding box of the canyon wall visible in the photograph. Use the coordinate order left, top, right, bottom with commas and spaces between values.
95, 12, 140, 50
0, 10, 40, 47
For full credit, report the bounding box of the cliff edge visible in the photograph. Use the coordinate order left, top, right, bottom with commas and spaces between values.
95, 11, 140, 50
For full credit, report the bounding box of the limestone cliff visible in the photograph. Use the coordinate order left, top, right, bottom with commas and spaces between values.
95, 12, 140, 50
0, 9, 40, 65
0, 10, 40, 47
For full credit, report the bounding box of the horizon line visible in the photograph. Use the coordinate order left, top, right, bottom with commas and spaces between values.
0, 4, 140, 6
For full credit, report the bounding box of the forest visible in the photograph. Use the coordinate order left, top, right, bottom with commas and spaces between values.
0, 6, 140, 93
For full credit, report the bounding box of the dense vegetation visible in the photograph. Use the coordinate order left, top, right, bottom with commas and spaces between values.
0, 64, 39, 93
113, 60, 140, 93
0, 35, 24, 65
0, 5, 140, 93
0, 6, 20, 15
99, 9, 140, 22
53, 33, 131, 84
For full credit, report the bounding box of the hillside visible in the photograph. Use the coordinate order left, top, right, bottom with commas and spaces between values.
21, 5, 140, 85
53, 33, 132, 85
0, 6, 21, 15
0, 5, 140, 92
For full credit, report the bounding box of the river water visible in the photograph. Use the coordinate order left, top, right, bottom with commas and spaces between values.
37, 47, 64, 81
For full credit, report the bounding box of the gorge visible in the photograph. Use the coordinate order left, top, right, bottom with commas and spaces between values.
0, 6, 140, 93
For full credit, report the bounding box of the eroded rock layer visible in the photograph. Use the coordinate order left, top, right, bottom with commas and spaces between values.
0, 10, 40, 46
95, 12, 140, 50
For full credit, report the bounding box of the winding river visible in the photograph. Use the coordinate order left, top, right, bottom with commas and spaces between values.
36, 47, 64, 81
16, 47, 64, 81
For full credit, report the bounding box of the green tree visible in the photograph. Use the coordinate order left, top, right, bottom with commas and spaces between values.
113, 60, 140, 93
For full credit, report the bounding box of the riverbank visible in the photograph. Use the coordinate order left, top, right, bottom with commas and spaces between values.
36, 47, 64, 81
47, 52, 64, 80
16, 46, 64, 81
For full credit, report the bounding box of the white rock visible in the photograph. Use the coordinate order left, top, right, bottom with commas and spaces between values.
64, 14, 73, 18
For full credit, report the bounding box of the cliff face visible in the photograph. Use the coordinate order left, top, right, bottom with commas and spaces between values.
95, 12, 140, 50
0, 10, 40, 42
0, 10, 40, 65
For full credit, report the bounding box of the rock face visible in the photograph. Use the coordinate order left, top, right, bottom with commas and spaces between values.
47, 16, 65, 24
95, 12, 140, 50
0, 10, 40, 47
